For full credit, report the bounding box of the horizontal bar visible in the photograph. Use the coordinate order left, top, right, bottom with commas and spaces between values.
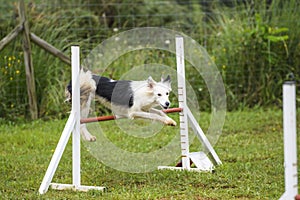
162, 107, 183, 113
80, 115, 116, 123
80, 107, 183, 124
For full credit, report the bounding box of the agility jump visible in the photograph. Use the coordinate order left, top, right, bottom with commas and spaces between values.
39, 36, 222, 194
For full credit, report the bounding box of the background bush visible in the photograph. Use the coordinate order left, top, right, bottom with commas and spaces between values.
0, 0, 299, 121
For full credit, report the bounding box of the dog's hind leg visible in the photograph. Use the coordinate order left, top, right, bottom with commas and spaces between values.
80, 92, 97, 142
129, 111, 177, 126
80, 124, 96, 142
80, 72, 97, 142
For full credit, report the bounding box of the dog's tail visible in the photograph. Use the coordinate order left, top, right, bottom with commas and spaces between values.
65, 69, 96, 106
64, 70, 97, 142
79, 69, 96, 108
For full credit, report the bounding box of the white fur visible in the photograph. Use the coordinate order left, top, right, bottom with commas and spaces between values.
75, 70, 176, 142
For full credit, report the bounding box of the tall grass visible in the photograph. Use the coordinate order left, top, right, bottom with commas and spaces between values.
206, 1, 293, 109
0, 46, 27, 120
0, 0, 299, 120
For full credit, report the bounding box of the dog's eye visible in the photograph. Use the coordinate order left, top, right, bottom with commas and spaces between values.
157, 93, 162, 96
166, 92, 169, 96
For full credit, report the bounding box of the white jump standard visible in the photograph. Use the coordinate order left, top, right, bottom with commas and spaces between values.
39, 46, 105, 194
158, 36, 222, 172
280, 81, 298, 200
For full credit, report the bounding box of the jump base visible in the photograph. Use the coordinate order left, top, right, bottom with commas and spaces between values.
50, 183, 106, 192
158, 151, 214, 172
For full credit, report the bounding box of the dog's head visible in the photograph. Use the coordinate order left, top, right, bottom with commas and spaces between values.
147, 75, 172, 109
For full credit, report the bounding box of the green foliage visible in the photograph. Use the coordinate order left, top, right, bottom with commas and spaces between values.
0, 0, 300, 119
207, 2, 293, 109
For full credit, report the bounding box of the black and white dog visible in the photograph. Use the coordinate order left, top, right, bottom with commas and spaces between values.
66, 70, 176, 141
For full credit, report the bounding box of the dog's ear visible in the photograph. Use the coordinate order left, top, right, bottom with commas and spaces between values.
162, 75, 171, 83
161, 75, 171, 88
147, 76, 156, 89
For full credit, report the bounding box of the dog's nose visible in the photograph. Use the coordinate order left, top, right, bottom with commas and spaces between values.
165, 102, 170, 107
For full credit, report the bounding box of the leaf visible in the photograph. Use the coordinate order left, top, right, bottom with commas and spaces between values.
265, 35, 289, 42
270, 27, 289, 34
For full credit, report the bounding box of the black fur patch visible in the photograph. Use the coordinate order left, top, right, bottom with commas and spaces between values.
66, 75, 134, 107
93, 75, 134, 108
67, 81, 72, 94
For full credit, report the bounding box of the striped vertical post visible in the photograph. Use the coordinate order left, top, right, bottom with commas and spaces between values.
176, 36, 190, 169
158, 37, 221, 172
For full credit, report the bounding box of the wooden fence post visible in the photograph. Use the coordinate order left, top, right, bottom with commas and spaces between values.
19, 0, 38, 119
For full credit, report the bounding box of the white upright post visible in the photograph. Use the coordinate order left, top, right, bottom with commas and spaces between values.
280, 81, 298, 200
72, 46, 81, 187
39, 46, 105, 194
175, 36, 190, 169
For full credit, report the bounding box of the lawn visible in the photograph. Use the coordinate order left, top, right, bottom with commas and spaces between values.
0, 109, 299, 199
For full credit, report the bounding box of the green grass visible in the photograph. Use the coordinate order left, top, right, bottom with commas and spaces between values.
0, 109, 299, 199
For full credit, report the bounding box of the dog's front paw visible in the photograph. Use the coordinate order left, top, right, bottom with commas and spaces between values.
164, 117, 177, 126
88, 136, 97, 142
